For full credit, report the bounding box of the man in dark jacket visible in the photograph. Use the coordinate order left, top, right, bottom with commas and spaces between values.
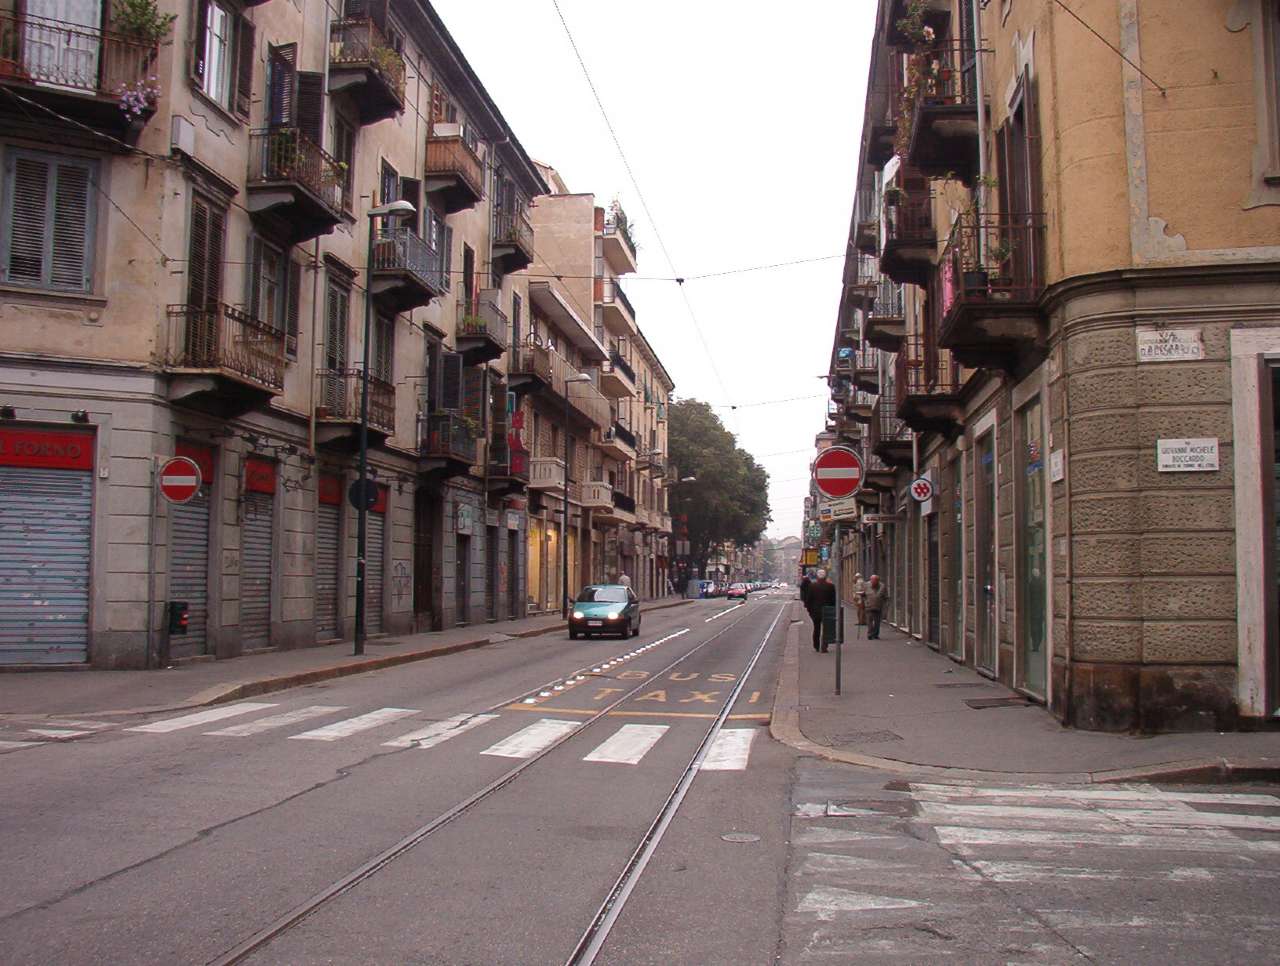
807, 569, 837, 652
799, 572, 812, 608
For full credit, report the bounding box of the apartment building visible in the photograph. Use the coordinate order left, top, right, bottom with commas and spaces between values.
0, 0, 544, 665
821, 0, 1280, 731
525, 165, 675, 609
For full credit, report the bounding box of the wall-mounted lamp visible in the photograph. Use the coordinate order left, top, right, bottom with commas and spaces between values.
70, 410, 90, 424
0, 406, 15, 420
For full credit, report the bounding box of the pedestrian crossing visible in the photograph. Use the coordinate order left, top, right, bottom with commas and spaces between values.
2, 700, 760, 771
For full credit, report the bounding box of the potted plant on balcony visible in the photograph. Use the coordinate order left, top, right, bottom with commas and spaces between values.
111, 0, 176, 45
883, 185, 907, 208
987, 238, 1016, 296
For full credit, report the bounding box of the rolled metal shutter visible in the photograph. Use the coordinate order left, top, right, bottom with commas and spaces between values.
0, 467, 92, 664
169, 488, 211, 659
241, 490, 273, 648
315, 503, 340, 639
366, 509, 384, 634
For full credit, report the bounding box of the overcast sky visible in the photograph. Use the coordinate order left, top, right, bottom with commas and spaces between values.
434, 1, 874, 539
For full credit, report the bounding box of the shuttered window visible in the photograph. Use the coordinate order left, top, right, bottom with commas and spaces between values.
439, 351, 463, 410
191, 0, 252, 118
2, 150, 97, 292
373, 312, 393, 382
324, 278, 349, 371
332, 115, 355, 212
297, 71, 326, 146
267, 43, 297, 127
187, 194, 226, 310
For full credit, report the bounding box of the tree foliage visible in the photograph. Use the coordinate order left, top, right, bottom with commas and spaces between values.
667, 399, 771, 574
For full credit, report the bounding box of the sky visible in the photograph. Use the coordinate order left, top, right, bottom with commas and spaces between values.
433, 1, 875, 539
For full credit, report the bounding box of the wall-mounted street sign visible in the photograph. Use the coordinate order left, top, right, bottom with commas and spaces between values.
812, 445, 864, 500
820, 497, 860, 522
158, 456, 201, 504
862, 513, 899, 524
1137, 327, 1204, 363
1156, 437, 1219, 472
909, 477, 933, 502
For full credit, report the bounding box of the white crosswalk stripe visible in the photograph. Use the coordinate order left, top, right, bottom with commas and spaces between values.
701, 728, 756, 770
289, 707, 419, 742
383, 713, 499, 749
124, 703, 278, 733
205, 705, 346, 737
481, 718, 579, 759
583, 724, 668, 764
0, 739, 41, 752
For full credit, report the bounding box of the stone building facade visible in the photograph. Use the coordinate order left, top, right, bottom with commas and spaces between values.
819, 0, 1280, 731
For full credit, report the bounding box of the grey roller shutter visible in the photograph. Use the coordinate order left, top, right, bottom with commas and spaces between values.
316, 502, 340, 639
241, 490, 273, 648
169, 488, 211, 659
366, 509, 384, 635
0, 467, 92, 664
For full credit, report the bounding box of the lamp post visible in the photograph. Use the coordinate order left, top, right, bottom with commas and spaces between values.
561, 372, 593, 619
355, 199, 416, 656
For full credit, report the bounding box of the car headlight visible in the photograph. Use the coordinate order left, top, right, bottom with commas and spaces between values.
573, 611, 585, 620
606, 611, 621, 619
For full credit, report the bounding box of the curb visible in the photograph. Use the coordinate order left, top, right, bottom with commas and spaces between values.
70, 597, 696, 718
768, 602, 1280, 785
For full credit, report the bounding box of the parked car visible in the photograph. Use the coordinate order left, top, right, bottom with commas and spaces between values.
727, 583, 749, 601
569, 584, 641, 639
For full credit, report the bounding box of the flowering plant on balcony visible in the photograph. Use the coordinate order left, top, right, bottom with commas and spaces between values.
117, 77, 160, 119
112, 0, 176, 44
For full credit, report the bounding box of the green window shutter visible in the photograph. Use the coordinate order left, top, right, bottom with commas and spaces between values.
6, 154, 51, 286
4, 152, 95, 292
285, 256, 301, 357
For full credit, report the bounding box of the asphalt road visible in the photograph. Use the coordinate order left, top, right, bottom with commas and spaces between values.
0, 593, 794, 966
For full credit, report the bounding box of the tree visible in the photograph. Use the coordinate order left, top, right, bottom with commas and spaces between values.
667, 399, 772, 577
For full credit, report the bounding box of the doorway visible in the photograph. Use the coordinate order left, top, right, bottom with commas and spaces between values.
975, 432, 997, 673
1018, 398, 1047, 697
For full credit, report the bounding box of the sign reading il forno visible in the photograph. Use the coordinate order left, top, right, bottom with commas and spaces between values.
1157, 437, 1219, 472
1137, 327, 1204, 362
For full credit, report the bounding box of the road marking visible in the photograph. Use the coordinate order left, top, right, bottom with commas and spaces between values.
0, 739, 40, 751
1101, 807, 1280, 833
583, 724, 669, 764
480, 718, 580, 759
796, 886, 924, 920
205, 705, 345, 737
799, 853, 916, 875
124, 702, 278, 733
933, 824, 1280, 854
701, 728, 756, 770
27, 728, 94, 738
288, 707, 418, 742
704, 603, 744, 622
383, 713, 498, 749
503, 705, 769, 721
793, 827, 903, 846
910, 783, 1280, 807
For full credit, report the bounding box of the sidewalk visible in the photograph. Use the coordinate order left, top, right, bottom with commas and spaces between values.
771, 600, 1280, 783
0, 598, 693, 719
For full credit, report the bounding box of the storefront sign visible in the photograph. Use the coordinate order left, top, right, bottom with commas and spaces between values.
820, 497, 860, 522
1156, 437, 1219, 472
244, 457, 276, 494
1137, 328, 1204, 362
176, 441, 216, 482
862, 513, 899, 524
0, 427, 94, 470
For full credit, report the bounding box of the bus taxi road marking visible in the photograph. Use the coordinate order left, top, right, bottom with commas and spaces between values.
289, 707, 418, 742
583, 724, 669, 765
700, 728, 757, 771
481, 718, 580, 759
125, 702, 279, 733
704, 603, 744, 623
383, 713, 498, 749
205, 705, 346, 737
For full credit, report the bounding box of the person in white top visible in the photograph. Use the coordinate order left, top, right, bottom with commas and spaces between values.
617, 572, 631, 588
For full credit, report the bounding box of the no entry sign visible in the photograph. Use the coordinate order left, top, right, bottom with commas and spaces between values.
158, 456, 202, 504
812, 446, 863, 500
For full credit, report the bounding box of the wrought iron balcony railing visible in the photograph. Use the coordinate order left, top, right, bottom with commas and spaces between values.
316, 368, 395, 434
0, 11, 158, 101
895, 335, 959, 399
166, 303, 285, 391
372, 226, 447, 294
610, 421, 637, 450
248, 127, 345, 215
425, 130, 484, 201
493, 204, 534, 254
328, 17, 405, 101
600, 277, 636, 320
609, 349, 636, 383
940, 211, 1047, 311
421, 412, 477, 463
457, 293, 509, 350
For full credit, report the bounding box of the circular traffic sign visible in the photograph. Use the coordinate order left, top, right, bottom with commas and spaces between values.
158, 456, 202, 504
348, 478, 378, 511
910, 477, 934, 502
812, 446, 864, 500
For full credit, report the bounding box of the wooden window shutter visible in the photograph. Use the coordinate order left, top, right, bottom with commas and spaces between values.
324, 281, 348, 370
285, 256, 301, 356
189, 0, 209, 85
425, 338, 442, 411
186, 196, 209, 307
6, 154, 50, 286
296, 71, 325, 145
1022, 66, 1046, 287
344, 0, 368, 17
439, 351, 463, 410
369, 0, 387, 31
50, 162, 93, 291
442, 225, 453, 291
462, 366, 484, 422
995, 121, 1012, 219
234, 16, 255, 120
245, 234, 263, 318
205, 204, 225, 310
267, 44, 297, 127
400, 177, 420, 234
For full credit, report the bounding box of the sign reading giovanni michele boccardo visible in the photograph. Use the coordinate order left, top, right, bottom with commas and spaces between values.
1137, 327, 1204, 362
1156, 437, 1219, 472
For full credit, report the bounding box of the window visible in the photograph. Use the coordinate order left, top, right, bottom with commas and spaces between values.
324, 277, 349, 373
333, 116, 355, 211
203, 1, 234, 107
191, 0, 252, 118
380, 160, 399, 207
2, 149, 97, 292
373, 312, 393, 382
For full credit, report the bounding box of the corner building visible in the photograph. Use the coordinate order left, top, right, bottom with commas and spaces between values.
823, 0, 1280, 731
0, 0, 542, 665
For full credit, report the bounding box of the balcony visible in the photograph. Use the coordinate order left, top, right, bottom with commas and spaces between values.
599, 356, 636, 399
247, 127, 345, 245
581, 480, 613, 511
895, 336, 962, 436
870, 394, 912, 468
493, 204, 535, 273
853, 347, 880, 392
328, 18, 405, 124
879, 189, 935, 287
314, 369, 395, 449
846, 387, 876, 425
886, 0, 951, 46
425, 126, 484, 214
487, 443, 530, 496
456, 291, 508, 365
420, 412, 477, 476
528, 281, 607, 362
0, 11, 159, 146
907, 43, 980, 183
597, 421, 637, 461
939, 213, 1048, 374
165, 303, 284, 417
598, 277, 636, 336
508, 341, 553, 396
529, 456, 566, 497
601, 208, 638, 275
569, 378, 612, 431
864, 275, 907, 350
371, 226, 447, 312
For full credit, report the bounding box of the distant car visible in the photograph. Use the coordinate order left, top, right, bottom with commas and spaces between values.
570, 584, 641, 639
727, 583, 749, 601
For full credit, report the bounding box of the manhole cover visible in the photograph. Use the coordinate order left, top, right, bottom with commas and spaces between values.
828, 729, 903, 744
965, 696, 1035, 710
721, 832, 761, 843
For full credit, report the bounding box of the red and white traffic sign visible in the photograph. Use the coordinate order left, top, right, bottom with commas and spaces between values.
158, 456, 202, 505
910, 477, 934, 502
812, 446, 864, 500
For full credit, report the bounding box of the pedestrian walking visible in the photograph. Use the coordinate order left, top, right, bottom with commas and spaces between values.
852, 572, 867, 626
799, 571, 812, 608
807, 569, 836, 652
618, 572, 631, 589
863, 574, 887, 640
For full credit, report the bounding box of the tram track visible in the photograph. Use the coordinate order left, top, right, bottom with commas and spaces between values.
206, 598, 788, 966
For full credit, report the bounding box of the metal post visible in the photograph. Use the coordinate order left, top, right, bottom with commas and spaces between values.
834, 523, 842, 696
561, 384, 570, 619
354, 216, 374, 656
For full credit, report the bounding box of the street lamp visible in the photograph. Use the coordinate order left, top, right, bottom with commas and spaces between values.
561, 372, 593, 619
355, 198, 416, 656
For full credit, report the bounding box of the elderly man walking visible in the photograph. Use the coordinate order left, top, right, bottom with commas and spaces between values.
863, 574, 888, 640
807, 569, 837, 652
852, 572, 867, 626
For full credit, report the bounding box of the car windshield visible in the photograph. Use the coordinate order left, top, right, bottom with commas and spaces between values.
731, 584, 746, 590
577, 586, 628, 603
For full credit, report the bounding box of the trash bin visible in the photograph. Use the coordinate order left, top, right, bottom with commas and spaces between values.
821, 605, 838, 647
